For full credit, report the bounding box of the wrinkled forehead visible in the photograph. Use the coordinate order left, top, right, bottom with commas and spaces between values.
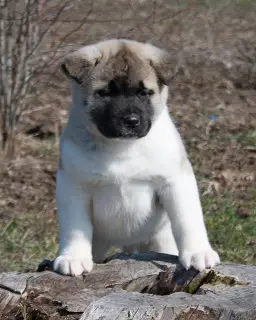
91, 48, 159, 90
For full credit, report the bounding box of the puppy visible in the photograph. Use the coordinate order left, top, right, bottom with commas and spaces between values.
54, 39, 220, 276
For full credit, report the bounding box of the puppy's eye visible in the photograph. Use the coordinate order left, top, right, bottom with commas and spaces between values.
95, 89, 110, 97
137, 88, 154, 97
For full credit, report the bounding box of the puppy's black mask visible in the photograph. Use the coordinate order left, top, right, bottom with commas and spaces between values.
90, 77, 154, 139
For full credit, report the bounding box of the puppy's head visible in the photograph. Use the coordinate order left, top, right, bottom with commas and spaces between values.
61, 39, 173, 139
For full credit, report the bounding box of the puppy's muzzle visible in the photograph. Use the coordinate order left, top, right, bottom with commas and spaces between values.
91, 107, 152, 139
122, 113, 141, 128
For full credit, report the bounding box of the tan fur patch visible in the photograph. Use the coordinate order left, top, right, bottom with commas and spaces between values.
92, 46, 155, 90
61, 39, 173, 89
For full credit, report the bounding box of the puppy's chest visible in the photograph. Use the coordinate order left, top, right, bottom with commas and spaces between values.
92, 180, 157, 241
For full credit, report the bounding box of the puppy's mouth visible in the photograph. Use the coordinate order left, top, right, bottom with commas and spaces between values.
91, 110, 152, 139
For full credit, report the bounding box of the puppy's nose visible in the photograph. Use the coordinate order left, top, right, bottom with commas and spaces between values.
123, 114, 140, 128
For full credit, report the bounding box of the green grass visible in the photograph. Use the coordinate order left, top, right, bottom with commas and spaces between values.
0, 211, 58, 272
236, 131, 256, 147
203, 193, 256, 265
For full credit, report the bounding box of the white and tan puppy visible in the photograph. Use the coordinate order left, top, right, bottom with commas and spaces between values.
54, 39, 220, 276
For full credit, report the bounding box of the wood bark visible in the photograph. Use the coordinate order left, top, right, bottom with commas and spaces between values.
0, 252, 255, 319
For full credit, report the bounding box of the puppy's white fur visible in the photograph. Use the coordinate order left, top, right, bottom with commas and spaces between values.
54, 39, 220, 276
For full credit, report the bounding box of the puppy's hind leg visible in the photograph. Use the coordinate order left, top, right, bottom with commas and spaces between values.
146, 219, 178, 256
123, 219, 178, 256
92, 236, 110, 263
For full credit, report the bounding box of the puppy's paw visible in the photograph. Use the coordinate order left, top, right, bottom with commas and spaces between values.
53, 255, 93, 276
179, 248, 220, 272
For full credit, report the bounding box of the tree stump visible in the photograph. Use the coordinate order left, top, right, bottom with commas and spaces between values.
0, 252, 255, 319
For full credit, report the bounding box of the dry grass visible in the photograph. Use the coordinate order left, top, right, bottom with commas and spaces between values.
0, 0, 255, 272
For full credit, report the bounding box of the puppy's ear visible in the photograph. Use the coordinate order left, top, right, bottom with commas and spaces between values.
60, 50, 100, 84
150, 51, 174, 86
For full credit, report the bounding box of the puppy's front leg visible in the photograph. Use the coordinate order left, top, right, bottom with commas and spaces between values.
160, 159, 220, 271
53, 170, 93, 276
